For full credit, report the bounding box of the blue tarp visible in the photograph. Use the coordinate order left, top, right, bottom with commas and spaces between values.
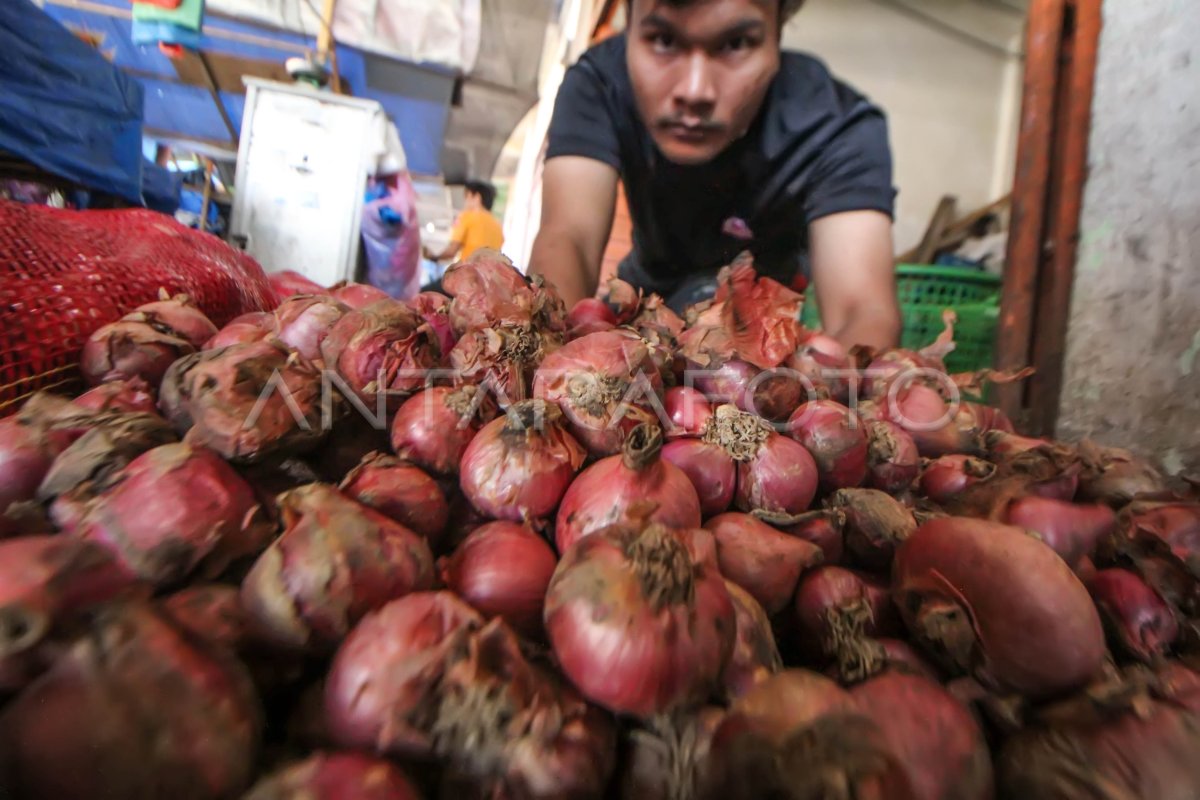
141, 159, 183, 214
40, 0, 455, 177
0, 0, 145, 203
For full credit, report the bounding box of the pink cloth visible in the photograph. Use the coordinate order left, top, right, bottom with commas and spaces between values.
361, 173, 421, 299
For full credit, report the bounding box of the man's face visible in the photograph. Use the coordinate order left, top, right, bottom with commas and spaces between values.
626, 0, 781, 165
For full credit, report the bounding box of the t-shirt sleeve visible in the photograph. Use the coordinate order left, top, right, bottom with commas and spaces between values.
802, 101, 897, 224
450, 213, 468, 244
545, 59, 622, 170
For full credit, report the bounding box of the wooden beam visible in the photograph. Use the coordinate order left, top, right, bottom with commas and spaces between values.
195, 51, 240, 145
1026, 0, 1103, 434
992, 0, 1067, 423
895, 194, 1011, 263
912, 195, 959, 264
317, 0, 337, 61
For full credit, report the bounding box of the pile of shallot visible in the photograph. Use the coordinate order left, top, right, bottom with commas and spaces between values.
1, 247, 1197, 799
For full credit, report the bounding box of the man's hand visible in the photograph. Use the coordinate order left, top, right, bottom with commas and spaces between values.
424, 241, 462, 263
809, 210, 901, 352
527, 156, 619, 308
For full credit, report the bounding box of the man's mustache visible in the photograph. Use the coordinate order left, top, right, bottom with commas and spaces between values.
655, 117, 726, 133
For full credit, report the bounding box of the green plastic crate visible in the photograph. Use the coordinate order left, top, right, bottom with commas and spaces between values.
801, 264, 1001, 373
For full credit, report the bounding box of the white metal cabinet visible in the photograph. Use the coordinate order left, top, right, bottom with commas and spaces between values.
231, 79, 394, 286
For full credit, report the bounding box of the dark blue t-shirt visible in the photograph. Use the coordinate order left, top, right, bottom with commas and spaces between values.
546, 35, 896, 299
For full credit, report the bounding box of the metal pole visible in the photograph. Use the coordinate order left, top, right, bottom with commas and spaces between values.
991, 0, 1067, 422
1026, 0, 1103, 435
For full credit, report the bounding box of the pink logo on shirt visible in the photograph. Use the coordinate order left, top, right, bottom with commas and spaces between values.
722, 216, 754, 240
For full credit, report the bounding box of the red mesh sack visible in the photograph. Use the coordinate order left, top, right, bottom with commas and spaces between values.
0, 201, 278, 414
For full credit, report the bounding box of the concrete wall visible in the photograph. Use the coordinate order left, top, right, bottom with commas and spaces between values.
784, 0, 1026, 253
1056, 2, 1200, 476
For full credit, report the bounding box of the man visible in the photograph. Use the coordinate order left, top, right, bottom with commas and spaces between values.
527, 0, 902, 350
424, 179, 505, 264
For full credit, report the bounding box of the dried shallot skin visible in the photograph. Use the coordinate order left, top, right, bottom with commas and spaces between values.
331, 281, 391, 309
325, 595, 614, 799
325, 591, 483, 758
0, 601, 262, 800
434, 620, 617, 799
36, 411, 177, 505
792, 566, 901, 668
706, 669, 917, 800
80, 320, 186, 387
271, 293, 350, 361
124, 292, 220, 349
319, 299, 439, 405
1089, 568, 1179, 663
205, 311, 278, 350
72, 377, 158, 414
534, 327, 665, 457
0, 535, 140, 690
864, 419, 921, 495
81, 292, 218, 388
71, 441, 272, 587
240, 483, 434, 653
159, 339, 329, 464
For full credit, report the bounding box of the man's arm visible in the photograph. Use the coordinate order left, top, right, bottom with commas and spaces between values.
423, 239, 462, 263
424, 216, 466, 263
809, 209, 902, 352
527, 156, 619, 308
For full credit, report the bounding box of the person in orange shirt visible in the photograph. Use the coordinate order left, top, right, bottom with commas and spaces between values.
423, 179, 504, 264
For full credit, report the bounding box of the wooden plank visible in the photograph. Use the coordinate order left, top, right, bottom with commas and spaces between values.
173, 51, 292, 95
1026, 0, 1103, 434
992, 0, 1067, 422
895, 194, 1010, 263
912, 195, 959, 264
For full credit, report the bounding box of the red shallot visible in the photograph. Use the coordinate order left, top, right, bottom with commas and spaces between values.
893, 516, 1105, 698
865, 420, 920, 495
339, 452, 449, 545
722, 579, 782, 699
555, 422, 700, 553
661, 437, 736, 517
439, 521, 557, 637
704, 512, 824, 615
544, 522, 734, 717
240, 484, 434, 653
1089, 568, 1179, 663
786, 399, 868, 491
460, 400, 586, 523
390, 385, 494, 477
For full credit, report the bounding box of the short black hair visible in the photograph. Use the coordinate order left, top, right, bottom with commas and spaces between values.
464, 179, 496, 211
625, 0, 805, 23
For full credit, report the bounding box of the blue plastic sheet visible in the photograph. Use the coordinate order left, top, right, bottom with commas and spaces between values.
141, 159, 182, 214
0, 0, 144, 203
